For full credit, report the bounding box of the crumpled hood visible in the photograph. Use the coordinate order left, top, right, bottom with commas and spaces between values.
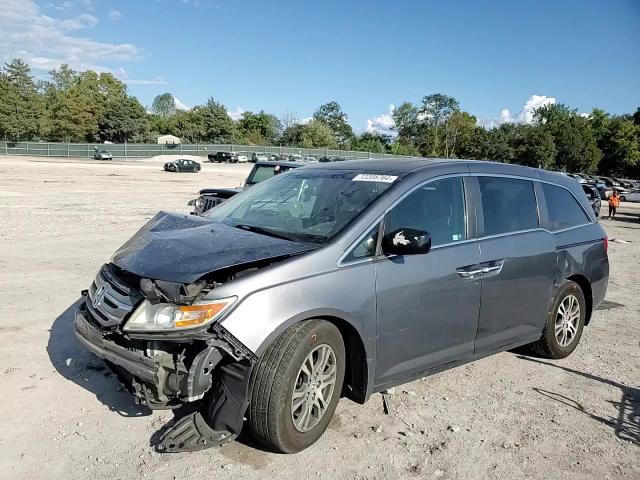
111, 211, 316, 283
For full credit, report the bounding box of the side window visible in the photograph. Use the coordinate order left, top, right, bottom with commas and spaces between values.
343, 223, 380, 263
479, 177, 538, 236
543, 183, 590, 231
384, 177, 467, 247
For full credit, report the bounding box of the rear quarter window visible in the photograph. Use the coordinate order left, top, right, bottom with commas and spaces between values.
543, 183, 590, 231
479, 177, 539, 236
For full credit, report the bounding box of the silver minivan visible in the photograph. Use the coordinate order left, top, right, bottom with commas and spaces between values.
75, 158, 609, 453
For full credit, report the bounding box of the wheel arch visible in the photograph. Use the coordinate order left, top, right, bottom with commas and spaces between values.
567, 273, 593, 325
314, 315, 370, 404
253, 312, 372, 405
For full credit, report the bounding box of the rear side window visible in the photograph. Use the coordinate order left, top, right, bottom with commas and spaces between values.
543, 183, 590, 231
479, 177, 538, 236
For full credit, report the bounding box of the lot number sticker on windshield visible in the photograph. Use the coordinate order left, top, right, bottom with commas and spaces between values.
352, 174, 398, 183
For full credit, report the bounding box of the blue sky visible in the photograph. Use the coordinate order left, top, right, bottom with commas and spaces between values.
2, 0, 639, 132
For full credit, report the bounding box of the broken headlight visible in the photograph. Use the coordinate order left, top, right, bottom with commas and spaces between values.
123, 297, 236, 332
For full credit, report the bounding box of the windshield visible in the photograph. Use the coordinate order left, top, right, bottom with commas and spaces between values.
205, 170, 395, 244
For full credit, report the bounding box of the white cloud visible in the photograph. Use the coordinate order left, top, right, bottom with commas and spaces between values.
497, 108, 513, 124
109, 9, 122, 21
173, 96, 190, 110
299, 117, 313, 125
365, 104, 397, 136
227, 106, 245, 121
56, 13, 98, 30
125, 77, 167, 86
0, 0, 140, 73
518, 95, 555, 124
489, 95, 557, 127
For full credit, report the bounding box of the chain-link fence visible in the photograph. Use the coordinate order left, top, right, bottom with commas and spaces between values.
0, 141, 409, 160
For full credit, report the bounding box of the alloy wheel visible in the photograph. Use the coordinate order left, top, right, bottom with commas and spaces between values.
291, 344, 337, 433
555, 294, 580, 347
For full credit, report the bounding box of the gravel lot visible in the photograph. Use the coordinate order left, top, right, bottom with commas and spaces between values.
0, 156, 638, 480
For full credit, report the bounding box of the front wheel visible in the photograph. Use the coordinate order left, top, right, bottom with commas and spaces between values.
528, 280, 586, 359
248, 320, 345, 453
620, 196, 626, 202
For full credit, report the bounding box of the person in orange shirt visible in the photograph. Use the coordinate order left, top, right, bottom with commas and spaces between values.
608, 191, 620, 219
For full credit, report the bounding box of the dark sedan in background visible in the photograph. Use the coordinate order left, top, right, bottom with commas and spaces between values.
164, 158, 201, 173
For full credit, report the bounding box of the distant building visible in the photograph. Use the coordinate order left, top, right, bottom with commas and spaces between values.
157, 135, 181, 145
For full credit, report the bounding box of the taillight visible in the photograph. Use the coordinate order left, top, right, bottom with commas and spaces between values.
603, 237, 608, 254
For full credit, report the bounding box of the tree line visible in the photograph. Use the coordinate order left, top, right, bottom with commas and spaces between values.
1, 58, 638, 176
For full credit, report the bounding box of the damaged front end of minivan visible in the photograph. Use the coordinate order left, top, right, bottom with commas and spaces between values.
74, 212, 315, 452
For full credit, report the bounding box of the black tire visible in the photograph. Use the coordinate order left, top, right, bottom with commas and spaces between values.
528, 280, 586, 359
620, 196, 626, 202
248, 320, 345, 453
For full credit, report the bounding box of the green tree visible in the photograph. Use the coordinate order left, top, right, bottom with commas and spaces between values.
511, 125, 557, 168
598, 116, 640, 175
313, 101, 354, 146
0, 58, 43, 140
419, 93, 460, 156
237, 111, 282, 144
42, 66, 128, 141
392, 102, 420, 145
151, 93, 177, 118
351, 132, 389, 153
443, 111, 477, 158
189, 98, 236, 143
534, 104, 601, 172
99, 95, 149, 143
299, 120, 338, 148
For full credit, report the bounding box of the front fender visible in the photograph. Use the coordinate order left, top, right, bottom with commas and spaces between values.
218, 262, 377, 369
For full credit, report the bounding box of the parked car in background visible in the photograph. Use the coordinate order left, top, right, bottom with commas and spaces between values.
93, 148, 113, 160
581, 184, 601, 217
619, 191, 640, 203
189, 160, 301, 214
598, 177, 629, 195
75, 158, 608, 454
235, 153, 249, 163
208, 151, 236, 163
164, 158, 201, 173
251, 152, 268, 162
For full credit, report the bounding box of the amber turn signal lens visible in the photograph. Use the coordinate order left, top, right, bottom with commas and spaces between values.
174, 302, 230, 328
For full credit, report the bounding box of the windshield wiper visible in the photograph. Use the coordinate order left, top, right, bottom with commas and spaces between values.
233, 224, 294, 241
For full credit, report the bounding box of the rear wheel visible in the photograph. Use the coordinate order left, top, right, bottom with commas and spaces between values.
528, 280, 586, 359
248, 320, 345, 453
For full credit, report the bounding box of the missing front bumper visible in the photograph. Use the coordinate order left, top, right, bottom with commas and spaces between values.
74, 302, 222, 408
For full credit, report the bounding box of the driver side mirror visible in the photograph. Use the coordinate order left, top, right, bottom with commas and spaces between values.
381, 228, 431, 256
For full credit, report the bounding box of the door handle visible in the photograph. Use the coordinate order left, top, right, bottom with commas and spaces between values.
479, 259, 504, 276
457, 259, 504, 278
481, 265, 502, 273
457, 268, 484, 278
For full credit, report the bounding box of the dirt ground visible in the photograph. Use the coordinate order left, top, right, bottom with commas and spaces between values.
0, 155, 638, 480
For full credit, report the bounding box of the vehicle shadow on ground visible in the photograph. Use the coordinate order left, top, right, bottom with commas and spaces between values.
604, 214, 640, 226
46, 299, 151, 417
517, 355, 640, 446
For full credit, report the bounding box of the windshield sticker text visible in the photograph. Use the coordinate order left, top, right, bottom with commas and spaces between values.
352, 174, 398, 183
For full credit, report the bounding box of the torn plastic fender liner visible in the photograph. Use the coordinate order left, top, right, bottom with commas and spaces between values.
159, 359, 254, 453
159, 323, 258, 452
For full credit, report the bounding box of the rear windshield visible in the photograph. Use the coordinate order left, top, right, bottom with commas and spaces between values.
205, 170, 396, 243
